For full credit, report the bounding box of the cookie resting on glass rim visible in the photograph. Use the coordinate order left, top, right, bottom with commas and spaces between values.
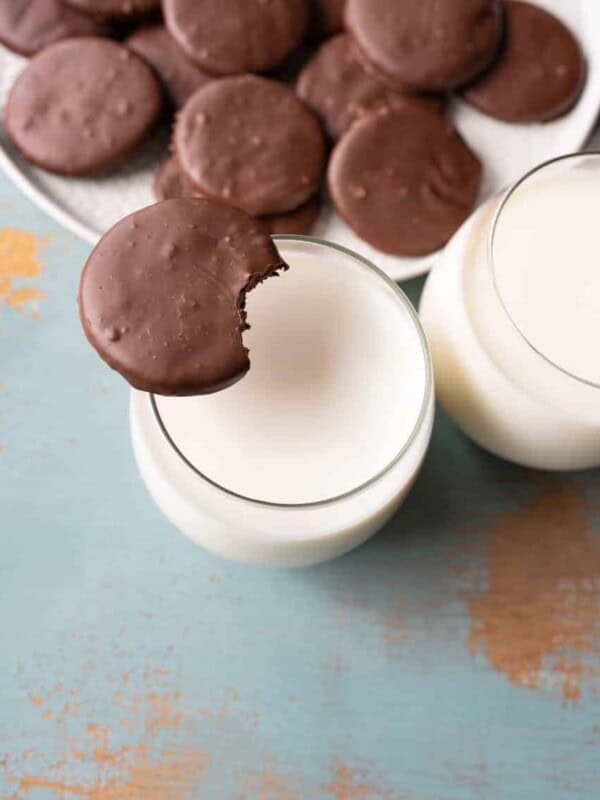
79, 198, 289, 396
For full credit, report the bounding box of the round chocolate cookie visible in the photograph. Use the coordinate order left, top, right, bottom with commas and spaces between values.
328, 108, 482, 256
79, 198, 287, 396
462, 1, 586, 123
62, 0, 159, 18
163, 0, 308, 75
154, 157, 321, 235
175, 75, 326, 216
297, 34, 444, 140
0, 0, 107, 57
127, 25, 214, 110
345, 0, 504, 91
308, 0, 345, 40
262, 198, 322, 236
4, 38, 162, 176
153, 156, 201, 202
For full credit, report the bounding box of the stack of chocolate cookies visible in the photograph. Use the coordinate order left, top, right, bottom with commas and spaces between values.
0, 0, 588, 256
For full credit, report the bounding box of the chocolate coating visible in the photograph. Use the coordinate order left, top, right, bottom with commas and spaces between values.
261, 198, 321, 236
462, 1, 586, 123
4, 38, 162, 176
79, 198, 288, 396
127, 25, 214, 110
297, 34, 444, 140
0, 0, 107, 57
154, 157, 321, 235
163, 0, 308, 75
175, 75, 326, 216
308, 0, 345, 40
328, 108, 482, 256
62, 0, 159, 18
153, 156, 201, 202
345, 0, 504, 91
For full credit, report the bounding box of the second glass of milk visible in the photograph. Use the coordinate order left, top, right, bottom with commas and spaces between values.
420, 153, 600, 470
131, 237, 434, 567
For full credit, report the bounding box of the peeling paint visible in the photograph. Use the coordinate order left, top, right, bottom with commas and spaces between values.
466, 480, 600, 701
0, 228, 48, 314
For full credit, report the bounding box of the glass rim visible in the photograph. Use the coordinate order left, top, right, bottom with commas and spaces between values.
488, 151, 600, 390
150, 235, 433, 511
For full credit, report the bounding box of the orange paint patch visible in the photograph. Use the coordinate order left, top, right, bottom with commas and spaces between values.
28, 695, 45, 707
324, 760, 406, 800
144, 692, 185, 737
0, 228, 48, 313
6, 659, 209, 799
6, 287, 46, 312
12, 747, 209, 799
238, 768, 298, 800
466, 481, 600, 702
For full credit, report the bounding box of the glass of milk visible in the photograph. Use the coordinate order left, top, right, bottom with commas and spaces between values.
420, 152, 600, 470
131, 237, 434, 567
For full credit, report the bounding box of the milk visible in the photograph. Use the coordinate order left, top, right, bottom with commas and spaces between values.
490, 168, 600, 385
131, 237, 434, 566
420, 155, 600, 470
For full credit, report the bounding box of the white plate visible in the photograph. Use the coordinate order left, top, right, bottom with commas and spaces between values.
1, 0, 600, 281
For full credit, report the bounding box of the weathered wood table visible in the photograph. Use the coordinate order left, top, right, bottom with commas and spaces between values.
1, 172, 599, 799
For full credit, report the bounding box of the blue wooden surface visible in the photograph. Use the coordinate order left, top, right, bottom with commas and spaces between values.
0, 175, 599, 800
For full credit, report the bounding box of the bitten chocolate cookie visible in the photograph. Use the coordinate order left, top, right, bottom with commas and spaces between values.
328, 108, 482, 255
4, 38, 162, 176
462, 1, 586, 122
154, 157, 321, 236
163, 0, 308, 75
127, 25, 214, 110
62, 0, 159, 18
175, 75, 326, 216
308, 0, 345, 40
0, 0, 107, 57
297, 34, 444, 140
79, 198, 287, 396
345, 0, 504, 91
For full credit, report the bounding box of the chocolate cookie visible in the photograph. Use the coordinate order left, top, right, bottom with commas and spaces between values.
345, 0, 504, 91
62, 0, 159, 18
154, 157, 321, 235
175, 75, 326, 216
297, 34, 444, 140
127, 25, 214, 110
79, 198, 287, 396
153, 156, 200, 202
462, 1, 586, 122
328, 108, 482, 255
4, 38, 162, 176
308, 0, 345, 40
262, 198, 322, 236
0, 0, 107, 57
163, 0, 308, 75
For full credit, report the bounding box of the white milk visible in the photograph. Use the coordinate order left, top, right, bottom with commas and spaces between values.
420, 154, 600, 470
131, 238, 434, 566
